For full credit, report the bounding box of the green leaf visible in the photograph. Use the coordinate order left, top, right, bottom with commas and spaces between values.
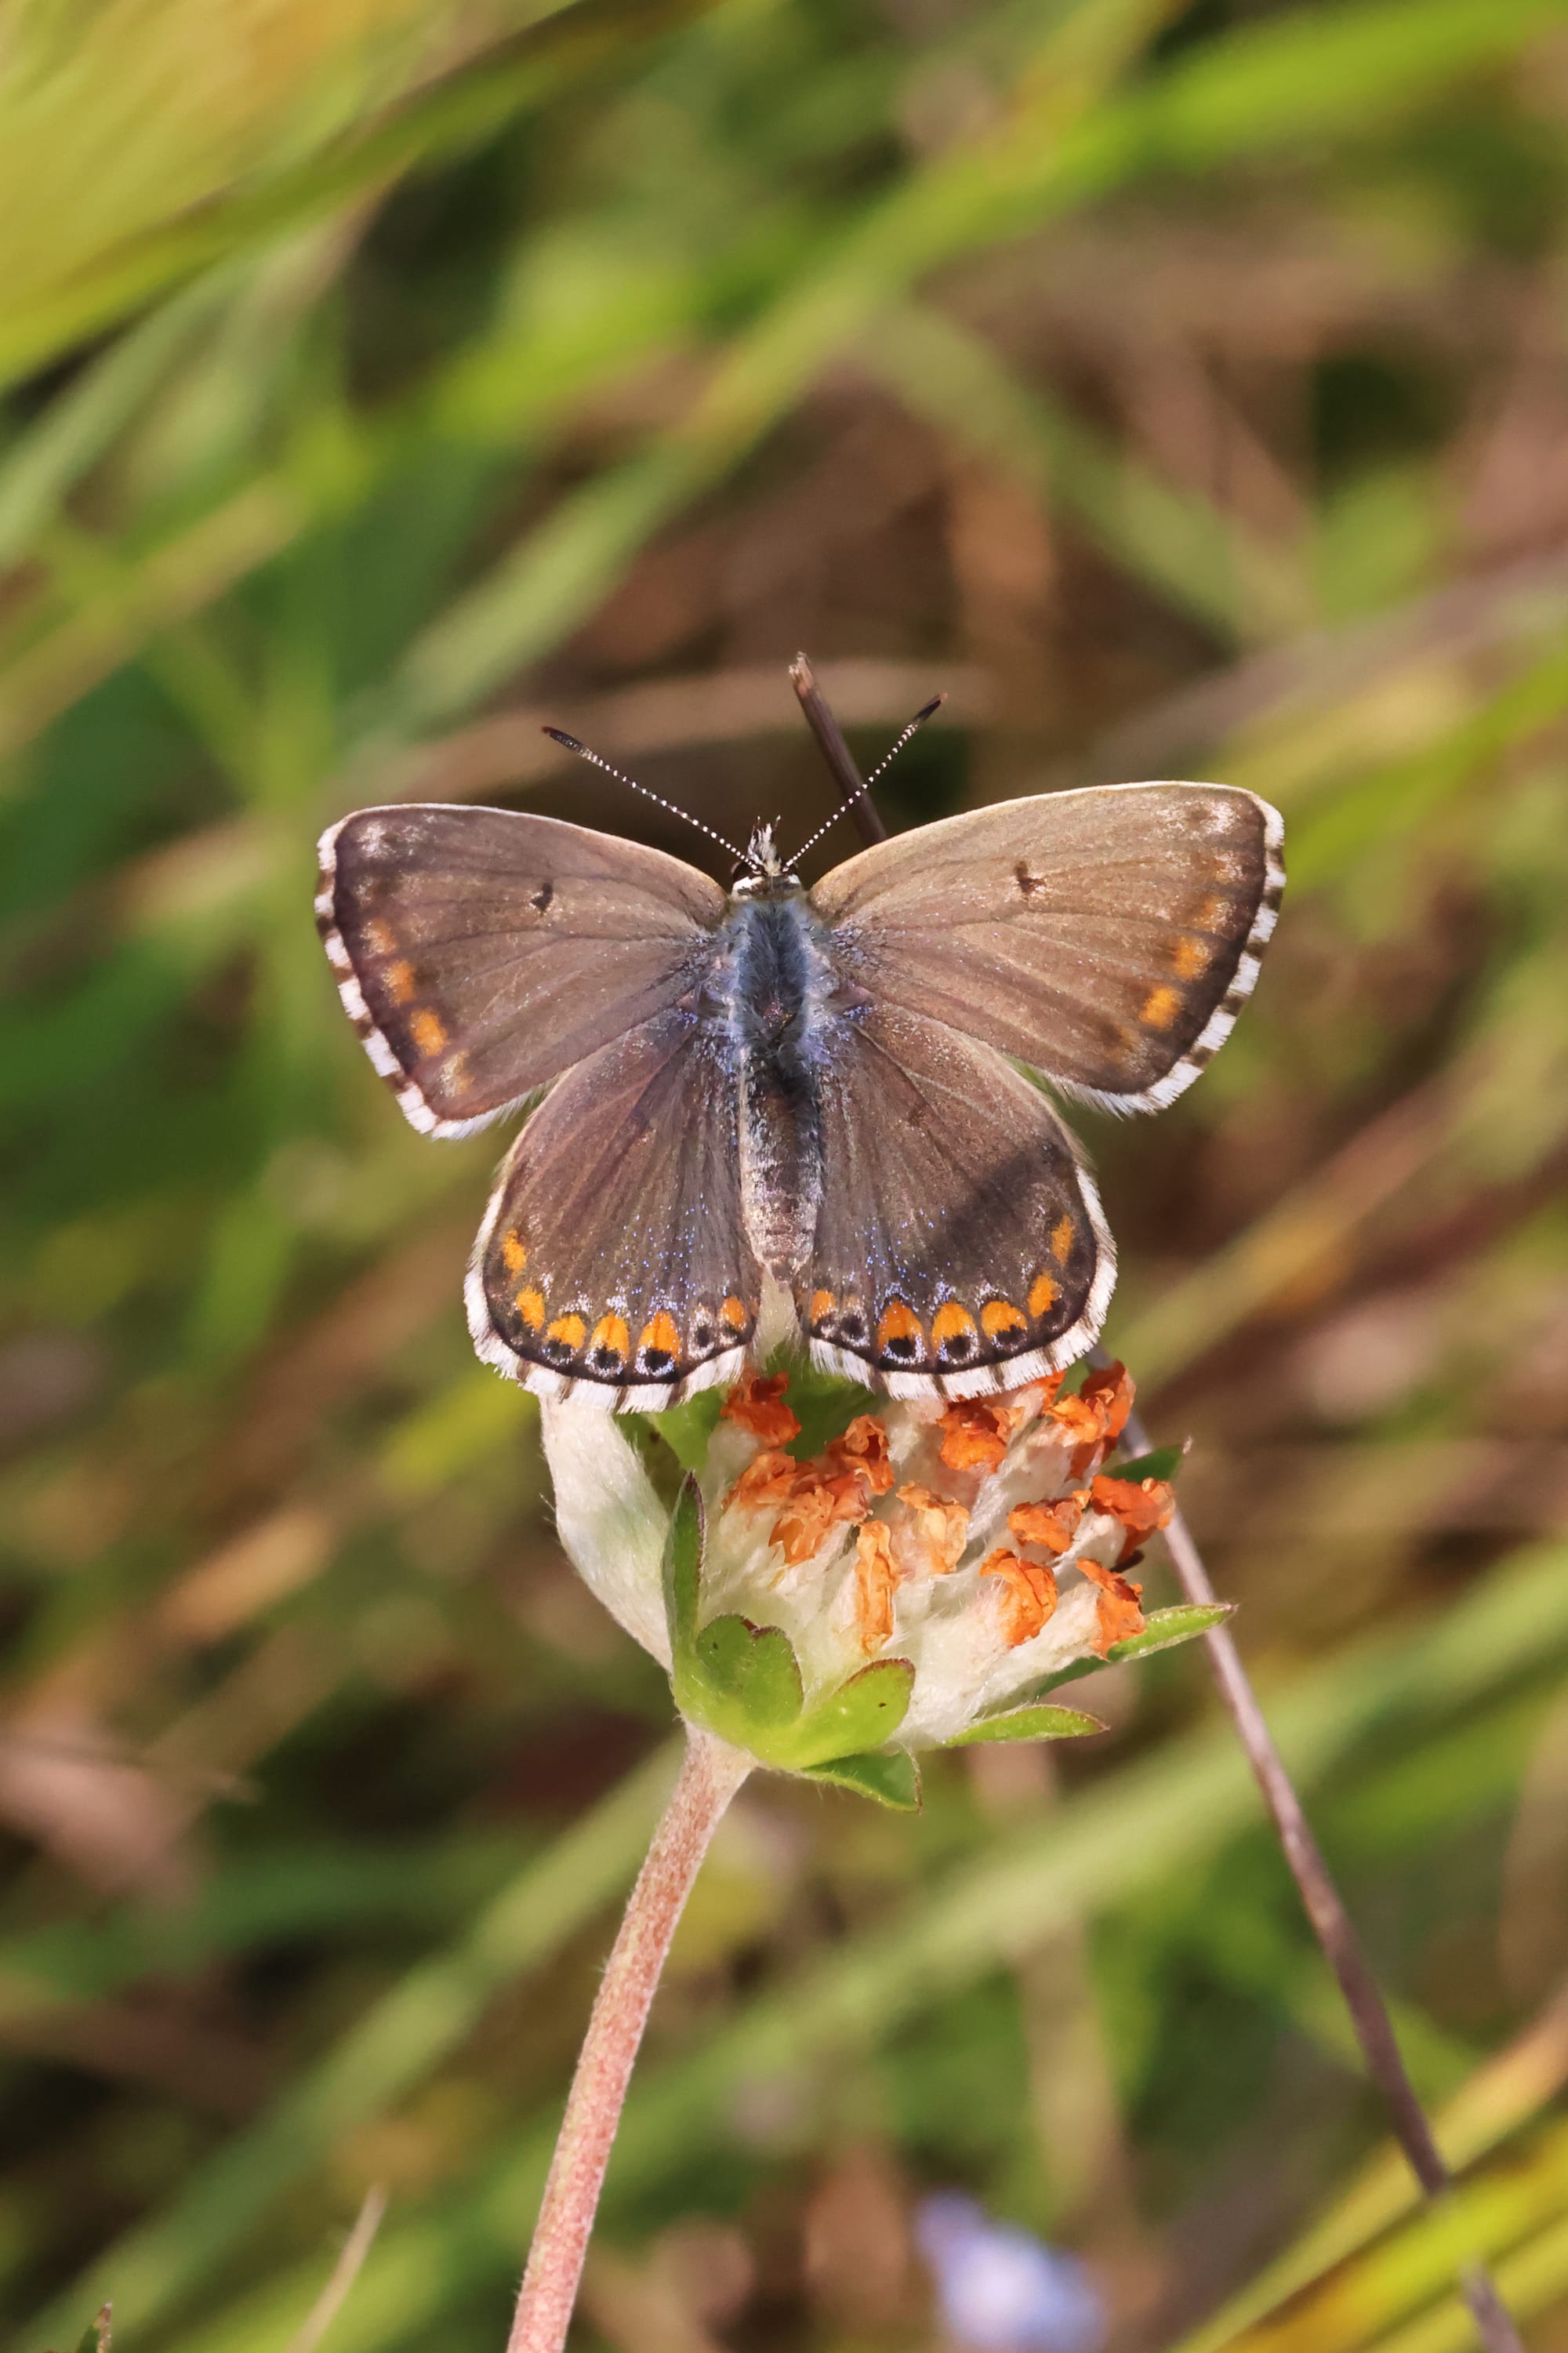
1109, 1603, 1232, 1662
1031, 1603, 1234, 1694
648, 1389, 724, 1472
777, 1658, 916, 1768
804, 1749, 922, 1810
691, 1615, 804, 1737
1101, 1443, 1185, 1484
662, 1477, 704, 1676
942, 1704, 1106, 1748
662, 1480, 828, 1759
68, 2309, 111, 2353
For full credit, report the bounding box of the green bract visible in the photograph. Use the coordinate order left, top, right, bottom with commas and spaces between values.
659, 1476, 1225, 1809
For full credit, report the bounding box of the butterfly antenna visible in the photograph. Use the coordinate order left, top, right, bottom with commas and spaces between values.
542, 729, 750, 866
787, 692, 945, 866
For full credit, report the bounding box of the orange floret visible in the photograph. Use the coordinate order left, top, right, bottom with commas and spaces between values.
721, 1372, 801, 1444
1007, 1494, 1087, 1556
980, 1549, 1059, 1647
726, 1448, 800, 1511
771, 1465, 872, 1565
1079, 1360, 1134, 1443
854, 1521, 898, 1654
1047, 1393, 1105, 1449
826, 1414, 895, 1496
1088, 1472, 1174, 1562
769, 1474, 839, 1566
1047, 1360, 1136, 1473
939, 1397, 1026, 1474
895, 1483, 971, 1574
1078, 1557, 1146, 1654
728, 1432, 875, 1565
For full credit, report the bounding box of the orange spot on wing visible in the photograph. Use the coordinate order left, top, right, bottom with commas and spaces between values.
546, 1313, 586, 1350
1051, 1215, 1075, 1263
501, 1232, 528, 1276
931, 1301, 978, 1351
981, 1299, 1026, 1342
1194, 894, 1228, 930
386, 960, 417, 1004
516, 1287, 546, 1331
1028, 1272, 1059, 1317
1139, 984, 1181, 1032
639, 1311, 681, 1363
721, 1295, 749, 1333
808, 1288, 837, 1327
590, 1313, 630, 1364
364, 919, 395, 955
876, 1298, 925, 1355
1172, 935, 1210, 979
411, 1008, 448, 1056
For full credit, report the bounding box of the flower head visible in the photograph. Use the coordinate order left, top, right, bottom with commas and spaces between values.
542, 1362, 1211, 1803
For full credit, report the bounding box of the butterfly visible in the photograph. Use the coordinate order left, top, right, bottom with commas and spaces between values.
316, 732, 1283, 1411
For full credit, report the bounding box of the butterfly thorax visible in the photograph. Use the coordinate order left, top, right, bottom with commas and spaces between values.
710, 886, 834, 1282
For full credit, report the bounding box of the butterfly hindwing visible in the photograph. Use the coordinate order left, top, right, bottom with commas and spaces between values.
811, 783, 1283, 1113
470, 1008, 762, 1410
797, 1002, 1114, 1400
317, 804, 725, 1135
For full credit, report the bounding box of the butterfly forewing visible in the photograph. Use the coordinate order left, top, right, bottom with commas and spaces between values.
470, 1008, 762, 1410
811, 783, 1283, 1113
317, 804, 725, 1135
799, 1003, 1114, 1400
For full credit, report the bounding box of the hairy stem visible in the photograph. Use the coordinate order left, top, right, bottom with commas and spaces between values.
505, 1726, 752, 2353
1102, 1352, 1524, 2353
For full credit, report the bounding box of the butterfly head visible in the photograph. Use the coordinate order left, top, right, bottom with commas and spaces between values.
731, 820, 802, 899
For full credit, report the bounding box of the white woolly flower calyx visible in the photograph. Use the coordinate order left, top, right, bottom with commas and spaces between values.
542, 1365, 1224, 1808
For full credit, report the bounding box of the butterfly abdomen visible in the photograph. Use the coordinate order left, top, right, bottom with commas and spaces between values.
720, 891, 835, 1281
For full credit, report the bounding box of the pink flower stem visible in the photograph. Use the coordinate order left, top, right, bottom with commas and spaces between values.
505, 1725, 751, 2353
1101, 1350, 1523, 2353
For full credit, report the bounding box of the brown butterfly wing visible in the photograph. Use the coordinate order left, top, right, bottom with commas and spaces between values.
469, 1008, 761, 1410
811, 783, 1283, 1112
317, 804, 724, 1135
797, 1002, 1113, 1400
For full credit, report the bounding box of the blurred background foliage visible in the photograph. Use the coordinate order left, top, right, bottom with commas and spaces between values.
4, 0, 1568, 2347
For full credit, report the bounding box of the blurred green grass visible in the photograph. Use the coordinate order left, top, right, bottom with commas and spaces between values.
4, 1, 1568, 2349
